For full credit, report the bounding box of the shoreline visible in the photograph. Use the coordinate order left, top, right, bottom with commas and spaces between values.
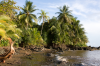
0, 46, 100, 66
0, 47, 52, 66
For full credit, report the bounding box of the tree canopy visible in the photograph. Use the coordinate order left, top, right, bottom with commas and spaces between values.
0, 0, 88, 48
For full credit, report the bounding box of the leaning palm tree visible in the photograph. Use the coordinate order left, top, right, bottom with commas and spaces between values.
18, 1, 37, 29
0, 15, 21, 41
56, 5, 73, 23
38, 10, 50, 35
0, 15, 22, 63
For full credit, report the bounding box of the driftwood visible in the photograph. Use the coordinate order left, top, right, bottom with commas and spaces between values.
0, 38, 15, 63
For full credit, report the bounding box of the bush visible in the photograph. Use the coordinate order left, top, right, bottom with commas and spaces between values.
21, 28, 44, 47
0, 39, 9, 47
75, 42, 87, 47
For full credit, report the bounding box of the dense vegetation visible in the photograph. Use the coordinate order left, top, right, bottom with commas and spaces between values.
0, 0, 88, 48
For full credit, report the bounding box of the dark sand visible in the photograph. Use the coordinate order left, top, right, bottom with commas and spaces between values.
0, 47, 51, 66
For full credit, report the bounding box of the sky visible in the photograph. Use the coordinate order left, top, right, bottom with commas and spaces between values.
10, 0, 100, 47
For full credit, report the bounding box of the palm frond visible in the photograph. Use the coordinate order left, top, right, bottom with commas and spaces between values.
38, 16, 42, 22
25, 16, 29, 23
18, 14, 26, 20
30, 14, 37, 22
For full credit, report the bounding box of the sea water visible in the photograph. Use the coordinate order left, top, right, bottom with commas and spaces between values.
20, 50, 100, 66
61, 50, 100, 66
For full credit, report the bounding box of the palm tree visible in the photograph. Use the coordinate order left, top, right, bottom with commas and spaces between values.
55, 5, 73, 44
18, 1, 37, 29
38, 10, 50, 35
56, 5, 73, 23
0, 15, 21, 42
71, 17, 88, 46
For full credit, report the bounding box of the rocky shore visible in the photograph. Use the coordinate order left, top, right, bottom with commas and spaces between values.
50, 44, 100, 51
0, 46, 52, 66
0, 45, 100, 66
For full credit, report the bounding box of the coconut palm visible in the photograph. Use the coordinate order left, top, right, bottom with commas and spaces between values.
0, 15, 21, 42
18, 1, 37, 29
56, 5, 73, 23
71, 17, 88, 46
38, 10, 50, 35
55, 5, 73, 44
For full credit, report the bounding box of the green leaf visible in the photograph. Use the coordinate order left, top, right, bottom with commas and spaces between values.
0, 15, 10, 21
19, 14, 26, 20
6, 30, 14, 35
13, 34, 19, 39
30, 14, 37, 22
0, 28, 6, 38
25, 16, 29, 23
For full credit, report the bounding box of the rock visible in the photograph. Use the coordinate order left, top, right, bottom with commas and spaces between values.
46, 53, 55, 57
97, 47, 100, 50
74, 63, 87, 66
17, 47, 23, 50
54, 55, 68, 64
7, 62, 14, 65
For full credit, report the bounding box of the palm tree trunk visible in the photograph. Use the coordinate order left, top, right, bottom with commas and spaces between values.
41, 17, 44, 35
41, 23, 43, 35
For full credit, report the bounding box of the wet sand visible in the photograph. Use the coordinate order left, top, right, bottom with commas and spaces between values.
0, 47, 100, 66
0, 47, 52, 66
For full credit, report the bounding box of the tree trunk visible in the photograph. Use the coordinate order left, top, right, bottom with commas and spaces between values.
41, 17, 44, 35
0, 38, 15, 63
41, 23, 44, 35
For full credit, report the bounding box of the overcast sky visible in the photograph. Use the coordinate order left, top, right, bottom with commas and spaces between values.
14, 0, 100, 47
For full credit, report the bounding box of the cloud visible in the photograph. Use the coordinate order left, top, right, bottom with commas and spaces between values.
71, 3, 87, 13
72, 11, 87, 17
47, 1, 88, 17
83, 22, 100, 34
49, 5, 60, 9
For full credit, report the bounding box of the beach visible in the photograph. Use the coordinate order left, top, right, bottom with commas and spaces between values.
0, 47, 100, 66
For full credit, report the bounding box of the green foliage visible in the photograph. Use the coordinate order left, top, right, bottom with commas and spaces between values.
0, 0, 20, 19
30, 28, 44, 46
56, 5, 73, 23
18, 1, 37, 29
0, 39, 9, 47
38, 10, 50, 35
42, 6, 88, 47
47, 26, 59, 44
21, 28, 44, 47
17, 1, 45, 47
0, 15, 22, 46
69, 17, 88, 46
75, 42, 87, 47
38, 10, 50, 23
0, 15, 21, 38
0, 0, 88, 48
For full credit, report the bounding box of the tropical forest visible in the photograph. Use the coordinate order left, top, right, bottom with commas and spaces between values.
0, 0, 95, 65
0, 0, 88, 47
